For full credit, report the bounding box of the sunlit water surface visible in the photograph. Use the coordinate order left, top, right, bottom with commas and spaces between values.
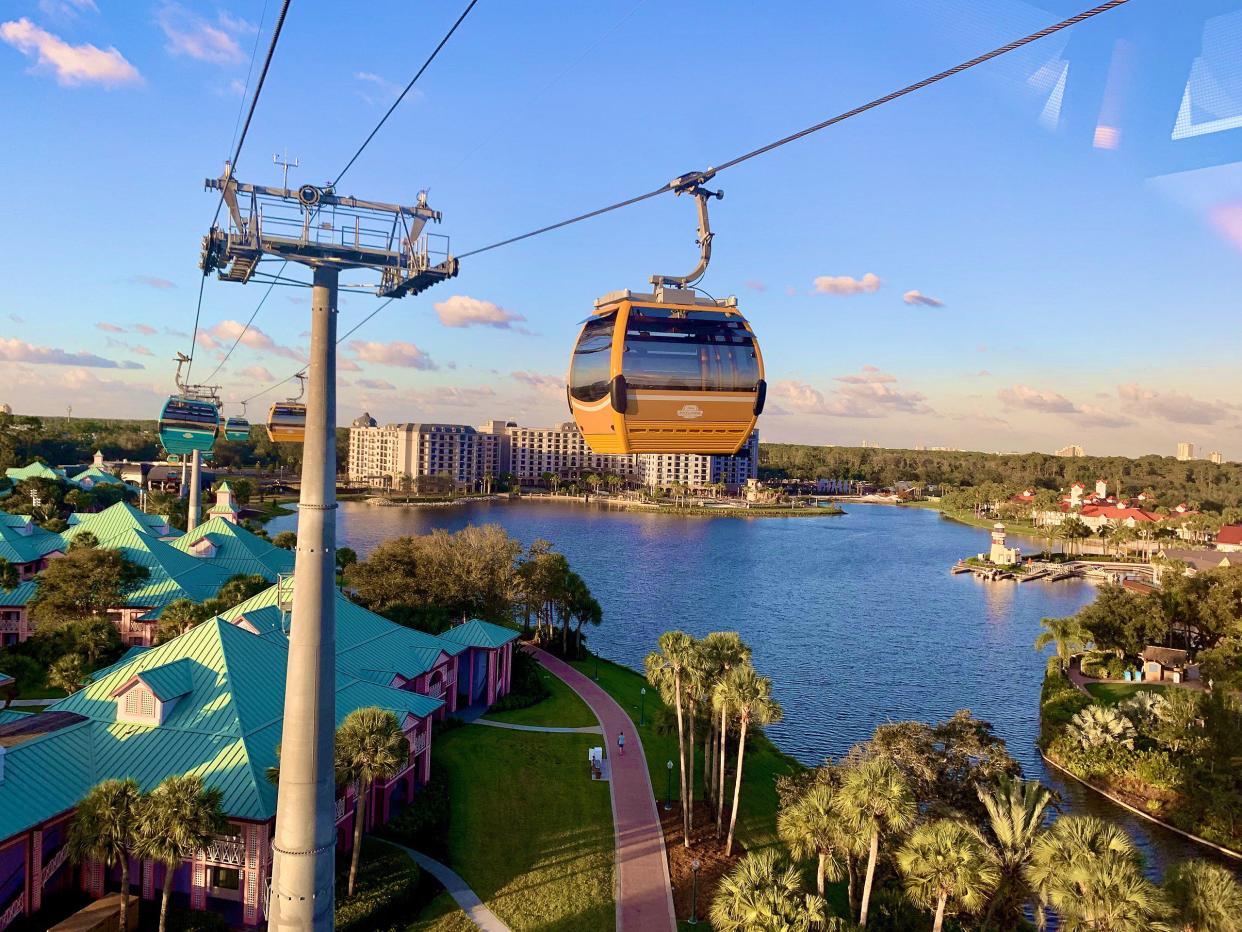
269, 499, 1231, 873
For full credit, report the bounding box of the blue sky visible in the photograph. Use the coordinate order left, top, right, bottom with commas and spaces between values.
2, 0, 1240, 457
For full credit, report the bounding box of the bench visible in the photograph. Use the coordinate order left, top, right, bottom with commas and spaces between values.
588, 746, 603, 780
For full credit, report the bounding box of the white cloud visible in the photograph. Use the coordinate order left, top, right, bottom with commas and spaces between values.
155, 4, 246, 65
0, 337, 143, 369
348, 340, 437, 370
132, 275, 176, 290
133, 323, 158, 335
357, 378, 396, 391
511, 371, 563, 396
997, 384, 1135, 428
432, 295, 525, 329
9, 315, 24, 324
772, 380, 826, 411
773, 368, 931, 419
1117, 383, 1234, 426
744, 279, 766, 292
337, 357, 361, 372
812, 273, 881, 296
902, 290, 944, 307
354, 70, 409, 105
37, 0, 98, 18
1, 18, 141, 87
201, 320, 304, 360
238, 364, 274, 382
95, 322, 124, 333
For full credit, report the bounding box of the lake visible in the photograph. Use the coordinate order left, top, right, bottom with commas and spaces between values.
268, 498, 1228, 873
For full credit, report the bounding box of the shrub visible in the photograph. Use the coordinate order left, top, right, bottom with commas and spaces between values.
1039, 665, 1091, 748
487, 649, 549, 713
1068, 705, 1137, 750
376, 761, 450, 857
1133, 750, 1184, 791
335, 838, 420, 932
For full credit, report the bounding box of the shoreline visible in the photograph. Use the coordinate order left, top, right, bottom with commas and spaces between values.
1040, 751, 1242, 861
517, 493, 845, 518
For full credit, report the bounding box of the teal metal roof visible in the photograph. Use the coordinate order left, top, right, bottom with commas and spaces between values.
0, 581, 36, 607
0, 523, 64, 563
136, 658, 196, 701
100, 529, 235, 619
4, 461, 66, 482
63, 501, 174, 545
0, 614, 444, 839
69, 466, 127, 487
0, 709, 28, 726
170, 517, 294, 581
439, 619, 520, 650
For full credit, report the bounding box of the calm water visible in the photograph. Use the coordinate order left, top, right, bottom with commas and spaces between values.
269, 499, 1228, 873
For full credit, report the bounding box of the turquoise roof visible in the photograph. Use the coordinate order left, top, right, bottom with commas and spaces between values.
0, 581, 37, 607
135, 658, 195, 701
0, 709, 28, 726
439, 619, 520, 650
0, 672, 12, 687
0, 523, 63, 564
63, 501, 174, 545
219, 584, 466, 681
98, 529, 235, 619
170, 517, 294, 581
69, 466, 127, 488
5, 461, 66, 482
0, 616, 444, 840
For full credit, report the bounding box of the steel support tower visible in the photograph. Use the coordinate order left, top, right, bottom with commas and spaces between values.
201, 164, 457, 930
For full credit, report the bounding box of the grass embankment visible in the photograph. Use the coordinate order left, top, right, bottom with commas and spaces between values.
243, 497, 296, 523
1083, 682, 1166, 705
481, 664, 596, 727
420, 725, 615, 932
570, 655, 803, 851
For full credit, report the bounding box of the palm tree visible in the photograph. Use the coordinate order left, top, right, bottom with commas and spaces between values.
68, 778, 144, 931
976, 776, 1054, 926
837, 757, 916, 927
1164, 860, 1242, 932
699, 632, 751, 818
1026, 815, 1166, 931
48, 653, 86, 694
680, 641, 710, 833
336, 707, 409, 896
709, 849, 827, 932
1034, 616, 1088, 670
155, 598, 208, 643
719, 664, 783, 857
778, 780, 856, 898
645, 630, 696, 846
898, 819, 999, 932
134, 774, 226, 932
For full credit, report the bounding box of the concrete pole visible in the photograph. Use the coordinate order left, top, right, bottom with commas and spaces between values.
268, 265, 338, 931
187, 449, 202, 531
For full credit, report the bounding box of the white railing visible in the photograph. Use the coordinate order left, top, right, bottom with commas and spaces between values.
413, 733, 428, 755
202, 835, 244, 867
335, 797, 346, 823
41, 845, 68, 886
0, 892, 24, 931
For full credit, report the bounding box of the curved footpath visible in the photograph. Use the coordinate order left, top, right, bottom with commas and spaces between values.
386, 841, 512, 932
530, 647, 677, 932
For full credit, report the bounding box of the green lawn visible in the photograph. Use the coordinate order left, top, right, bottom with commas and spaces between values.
570, 656, 802, 851
428, 725, 615, 931
1084, 681, 1168, 705
404, 891, 477, 932
481, 666, 597, 728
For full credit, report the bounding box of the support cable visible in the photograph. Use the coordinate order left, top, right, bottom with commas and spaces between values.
186, 0, 294, 384
331, 0, 481, 188
457, 0, 1129, 260
239, 0, 1129, 400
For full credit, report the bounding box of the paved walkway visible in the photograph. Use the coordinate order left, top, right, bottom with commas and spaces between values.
529, 647, 676, 932
388, 842, 512, 932
470, 718, 602, 734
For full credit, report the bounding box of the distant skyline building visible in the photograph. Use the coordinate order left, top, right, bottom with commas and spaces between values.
1210, 450, 1224, 464
1177, 441, 1196, 461
1055, 444, 1086, 457
347, 416, 758, 491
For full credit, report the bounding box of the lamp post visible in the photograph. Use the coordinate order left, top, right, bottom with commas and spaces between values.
689, 858, 701, 925
593, 649, 599, 681
639, 686, 647, 726
665, 760, 674, 811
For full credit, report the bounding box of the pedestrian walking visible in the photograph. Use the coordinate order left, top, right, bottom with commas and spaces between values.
617, 731, 625, 757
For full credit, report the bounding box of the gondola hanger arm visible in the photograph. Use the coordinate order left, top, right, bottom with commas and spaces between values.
651, 169, 723, 291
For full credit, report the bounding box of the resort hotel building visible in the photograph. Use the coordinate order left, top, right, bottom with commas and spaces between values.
347, 415, 759, 491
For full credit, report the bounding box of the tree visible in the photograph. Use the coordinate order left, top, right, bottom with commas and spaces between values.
48, 653, 86, 693
709, 850, 827, 932
69, 531, 99, 551
336, 546, 358, 573
719, 663, 783, 857
976, 776, 1054, 927
135, 774, 227, 932
272, 531, 297, 550
155, 598, 210, 643
68, 778, 143, 931
0, 558, 17, 591
29, 546, 149, 628
778, 779, 856, 898
897, 819, 999, 932
75, 617, 120, 668
837, 757, 916, 927
645, 631, 696, 847
336, 707, 408, 897
1034, 615, 1088, 670
1068, 705, 1137, 750
1026, 815, 1165, 932
1163, 860, 1242, 932
699, 631, 751, 826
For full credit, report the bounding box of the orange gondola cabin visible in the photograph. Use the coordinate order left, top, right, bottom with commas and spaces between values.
568, 288, 765, 455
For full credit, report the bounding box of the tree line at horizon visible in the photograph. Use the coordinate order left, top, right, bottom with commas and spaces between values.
760, 443, 1242, 516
